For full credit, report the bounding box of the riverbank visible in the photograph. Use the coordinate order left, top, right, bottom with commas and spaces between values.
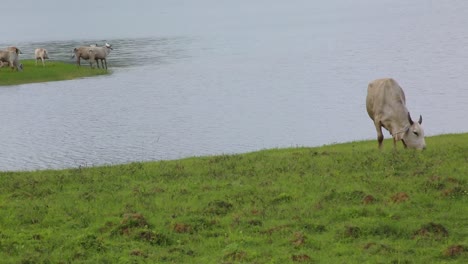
1, 133, 467, 262
0, 60, 109, 86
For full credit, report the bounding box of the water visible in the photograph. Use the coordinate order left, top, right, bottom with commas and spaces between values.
1, 1, 468, 171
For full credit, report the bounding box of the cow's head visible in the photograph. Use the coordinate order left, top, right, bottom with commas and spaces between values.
403, 112, 426, 149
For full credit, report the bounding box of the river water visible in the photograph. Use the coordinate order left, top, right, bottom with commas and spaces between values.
1, 1, 468, 171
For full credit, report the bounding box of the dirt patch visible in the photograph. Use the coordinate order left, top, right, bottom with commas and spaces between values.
441, 187, 466, 198
99, 221, 115, 234
444, 245, 465, 257
173, 223, 192, 233
204, 200, 233, 216
363, 242, 377, 250
223, 251, 247, 261
248, 219, 263, 226
314, 202, 323, 210
291, 232, 306, 247
343, 226, 361, 238
391, 192, 409, 203
138, 230, 171, 246
122, 213, 149, 227
447, 177, 461, 184
363, 242, 394, 254
261, 224, 291, 235
292, 254, 311, 262
251, 209, 262, 215
413, 222, 448, 240
130, 249, 147, 257
113, 213, 150, 236
363, 195, 375, 204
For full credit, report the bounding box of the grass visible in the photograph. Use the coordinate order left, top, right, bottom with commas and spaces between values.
0, 133, 467, 263
0, 60, 109, 86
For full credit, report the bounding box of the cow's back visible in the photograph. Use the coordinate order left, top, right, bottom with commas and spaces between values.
366, 78, 406, 121
75, 47, 92, 60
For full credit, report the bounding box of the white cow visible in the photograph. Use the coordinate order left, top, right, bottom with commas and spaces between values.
366, 78, 426, 149
35, 48, 49, 66
88, 43, 113, 69
0, 50, 23, 71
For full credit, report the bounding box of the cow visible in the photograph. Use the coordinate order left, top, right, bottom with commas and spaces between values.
88, 43, 113, 69
34, 48, 49, 66
0, 50, 23, 71
366, 78, 426, 149
72, 43, 112, 69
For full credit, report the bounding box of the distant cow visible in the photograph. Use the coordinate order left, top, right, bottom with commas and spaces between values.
72, 43, 112, 69
0, 50, 23, 71
366, 78, 426, 149
35, 48, 49, 66
88, 43, 113, 69
72, 46, 93, 67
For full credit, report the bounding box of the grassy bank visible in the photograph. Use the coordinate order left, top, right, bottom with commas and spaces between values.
0, 134, 467, 263
0, 60, 109, 86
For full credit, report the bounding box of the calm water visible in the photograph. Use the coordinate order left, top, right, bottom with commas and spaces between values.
1, 1, 468, 171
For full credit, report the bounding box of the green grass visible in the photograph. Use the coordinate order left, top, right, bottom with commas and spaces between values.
0, 60, 109, 86
0, 134, 467, 263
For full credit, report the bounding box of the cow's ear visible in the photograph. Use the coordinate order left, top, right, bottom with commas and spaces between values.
408, 112, 414, 125
418, 115, 422, 124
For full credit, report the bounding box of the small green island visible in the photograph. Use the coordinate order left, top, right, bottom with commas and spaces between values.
0, 60, 109, 86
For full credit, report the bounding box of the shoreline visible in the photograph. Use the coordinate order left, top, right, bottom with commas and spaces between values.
1, 132, 466, 173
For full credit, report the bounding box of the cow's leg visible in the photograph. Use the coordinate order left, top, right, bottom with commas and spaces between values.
9, 60, 15, 71
42, 58, 45, 67
375, 121, 384, 149
401, 140, 408, 148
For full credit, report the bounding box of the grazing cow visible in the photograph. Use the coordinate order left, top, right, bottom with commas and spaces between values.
366, 78, 426, 149
35, 48, 49, 66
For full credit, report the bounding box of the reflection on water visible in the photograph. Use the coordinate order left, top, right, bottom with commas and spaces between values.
1, 1, 468, 171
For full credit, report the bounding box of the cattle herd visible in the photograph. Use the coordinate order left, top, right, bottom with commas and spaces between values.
0, 43, 113, 71
2, 44, 425, 149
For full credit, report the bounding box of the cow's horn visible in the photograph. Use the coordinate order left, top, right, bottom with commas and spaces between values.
408, 112, 414, 125
418, 115, 422, 124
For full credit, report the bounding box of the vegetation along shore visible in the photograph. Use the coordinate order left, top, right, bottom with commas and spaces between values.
0, 133, 466, 263
0, 60, 109, 86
